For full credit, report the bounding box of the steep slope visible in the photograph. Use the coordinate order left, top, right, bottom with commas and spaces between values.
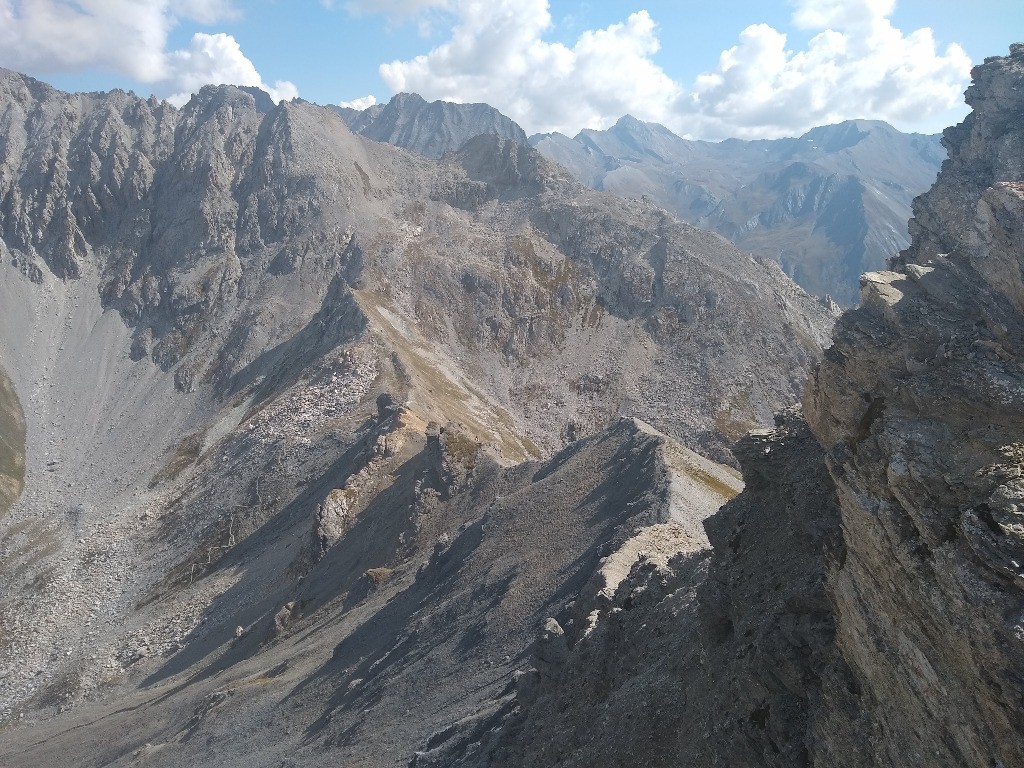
332, 92, 529, 158
0, 67, 829, 764
435, 44, 1024, 768
532, 117, 944, 305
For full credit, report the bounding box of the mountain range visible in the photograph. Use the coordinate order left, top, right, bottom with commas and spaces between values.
0, 43, 1023, 768
0, 63, 828, 766
336, 95, 945, 306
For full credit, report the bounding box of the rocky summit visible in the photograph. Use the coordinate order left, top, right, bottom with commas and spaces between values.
332, 92, 530, 159
0, 40, 1021, 768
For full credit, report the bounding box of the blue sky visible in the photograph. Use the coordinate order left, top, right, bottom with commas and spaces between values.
1, 1, 1020, 139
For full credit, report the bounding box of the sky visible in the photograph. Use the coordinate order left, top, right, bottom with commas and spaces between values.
0, 0, 1020, 140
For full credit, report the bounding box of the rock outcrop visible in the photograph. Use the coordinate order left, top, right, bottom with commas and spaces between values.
803, 44, 1024, 766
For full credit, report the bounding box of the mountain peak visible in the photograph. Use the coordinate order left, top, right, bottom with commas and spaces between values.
331, 90, 528, 158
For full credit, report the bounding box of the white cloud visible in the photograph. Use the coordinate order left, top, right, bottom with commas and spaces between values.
363, 0, 971, 139
338, 94, 378, 111
677, 0, 972, 139
0, 0, 296, 106
0, 0, 175, 82
378, 0, 679, 135
164, 33, 299, 106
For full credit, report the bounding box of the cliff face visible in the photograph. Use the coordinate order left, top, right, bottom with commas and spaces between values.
804, 44, 1024, 766
432, 45, 1024, 768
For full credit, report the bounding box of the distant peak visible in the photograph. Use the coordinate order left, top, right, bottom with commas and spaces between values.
797, 120, 881, 151
390, 92, 427, 105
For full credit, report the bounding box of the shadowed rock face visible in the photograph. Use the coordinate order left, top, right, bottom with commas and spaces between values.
426, 44, 1024, 768
532, 117, 944, 306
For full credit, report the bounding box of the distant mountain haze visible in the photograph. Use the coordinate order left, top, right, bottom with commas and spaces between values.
531, 116, 944, 306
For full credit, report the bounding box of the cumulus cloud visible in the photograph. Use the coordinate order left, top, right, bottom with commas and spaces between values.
363, 0, 971, 138
338, 94, 378, 111
163, 33, 298, 106
0, 0, 296, 106
378, 0, 679, 135
679, 0, 972, 138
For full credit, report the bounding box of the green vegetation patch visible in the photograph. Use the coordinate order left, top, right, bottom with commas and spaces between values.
0, 365, 26, 518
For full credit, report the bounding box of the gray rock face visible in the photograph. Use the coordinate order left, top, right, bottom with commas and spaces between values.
532, 116, 944, 305
803, 44, 1024, 767
332, 92, 529, 159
